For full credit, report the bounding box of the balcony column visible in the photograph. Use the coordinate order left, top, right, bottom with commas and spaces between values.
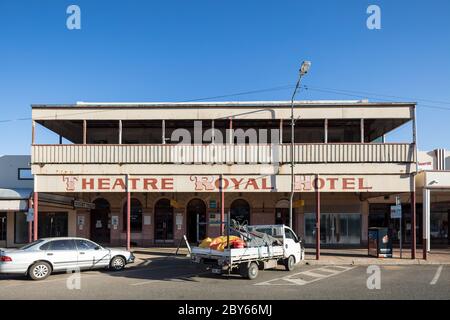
220, 174, 225, 236
324, 119, 328, 143
360, 119, 364, 143
31, 120, 35, 145
211, 120, 215, 144
83, 120, 87, 144
279, 119, 283, 143
228, 117, 233, 144
119, 120, 122, 144
162, 120, 166, 144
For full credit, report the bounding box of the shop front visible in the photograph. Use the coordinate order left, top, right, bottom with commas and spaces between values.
32, 173, 413, 248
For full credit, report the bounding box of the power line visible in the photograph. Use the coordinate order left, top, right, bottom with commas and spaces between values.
1, 83, 450, 124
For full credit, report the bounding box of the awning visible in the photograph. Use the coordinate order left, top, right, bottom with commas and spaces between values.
0, 188, 32, 211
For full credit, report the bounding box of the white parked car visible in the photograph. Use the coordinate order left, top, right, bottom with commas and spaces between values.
0, 237, 135, 280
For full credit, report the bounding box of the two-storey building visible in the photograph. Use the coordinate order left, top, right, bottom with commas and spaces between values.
30, 100, 419, 258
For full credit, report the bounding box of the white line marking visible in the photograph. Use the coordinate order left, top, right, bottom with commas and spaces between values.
255, 266, 357, 286
301, 271, 328, 278
430, 266, 443, 285
129, 271, 209, 286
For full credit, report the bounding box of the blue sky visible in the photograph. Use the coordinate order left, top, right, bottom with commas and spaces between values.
0, 0, 449, 154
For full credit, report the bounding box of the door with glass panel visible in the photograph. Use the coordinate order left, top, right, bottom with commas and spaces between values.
305, 213, 361, 245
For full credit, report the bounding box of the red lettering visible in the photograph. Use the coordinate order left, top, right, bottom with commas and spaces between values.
112, 178, 126, 191
261, 178, 273, 190
342, 178, 355, 190
161, 178, 174, 190
327, 178, 339, 190
82, 178, 94, 190
143, 178, 158, 190
314, 178, 325, 190
230, 178, 244, 190
358, 178, 372, 190
98, 178, 110, 190
215, 177, 229, 190
128, 178, 139, 190
245, 178, 259, 190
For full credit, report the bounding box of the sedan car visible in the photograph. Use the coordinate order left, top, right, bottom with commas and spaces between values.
0, 237, 135, 280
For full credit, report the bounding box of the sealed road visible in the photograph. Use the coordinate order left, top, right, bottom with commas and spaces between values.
0, 258, 448, 299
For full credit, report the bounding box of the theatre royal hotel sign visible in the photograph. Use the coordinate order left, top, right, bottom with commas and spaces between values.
35, 174, 411, 193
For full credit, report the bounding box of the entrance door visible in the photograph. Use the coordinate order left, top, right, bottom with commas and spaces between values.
38, 212, 68, 238
155, 199, 174, 242
90, 199, 111, 244
275, 208, 293, 226
186, 199, 206, 243
0, 212, 6, 246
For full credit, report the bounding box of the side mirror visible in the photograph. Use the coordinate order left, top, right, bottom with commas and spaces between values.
95, 246, 101, 250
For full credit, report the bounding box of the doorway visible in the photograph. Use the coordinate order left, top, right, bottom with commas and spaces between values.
304, 213, 361, 245
154, 199, 174, 242
0, 212, 6, 245
275, 199, 294, 227
90, 198, 111, 244
38, 212, 68, 238
230, 199, 250, 225
186, 199, 206, 243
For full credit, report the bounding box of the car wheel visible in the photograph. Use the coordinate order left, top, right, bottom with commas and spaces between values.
110, 256, 126, 271
284, 255, 295, 271
29, 261, 51, 280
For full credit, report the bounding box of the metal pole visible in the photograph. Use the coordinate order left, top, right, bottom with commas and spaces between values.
315, 174, 320, 260
33, 192, 38, 241
126, 189, 131, 251
28, 199, 32, 243
400, 208, 402, 259
290, 75, 302, 229
423, 188, 429, 260
220, 174, 225, 236
411, 190, 416, 259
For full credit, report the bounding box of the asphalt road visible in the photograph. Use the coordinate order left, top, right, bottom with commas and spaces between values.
0, 258, 448, 300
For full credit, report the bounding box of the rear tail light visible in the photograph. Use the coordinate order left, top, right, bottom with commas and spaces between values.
0, 256, 12, 262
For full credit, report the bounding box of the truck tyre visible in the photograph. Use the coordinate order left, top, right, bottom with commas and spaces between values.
246, 262, 259, 280
29, 261, 52, 280
284, 255, 295, 271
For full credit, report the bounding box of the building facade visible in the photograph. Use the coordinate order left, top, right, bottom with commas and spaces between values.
0, 155, 33, 248
29, 100, 423, 257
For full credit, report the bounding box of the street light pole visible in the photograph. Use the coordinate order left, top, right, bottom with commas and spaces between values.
289, 61, 311, 229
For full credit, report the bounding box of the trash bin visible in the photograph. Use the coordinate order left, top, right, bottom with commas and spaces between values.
368, 227, 393, 258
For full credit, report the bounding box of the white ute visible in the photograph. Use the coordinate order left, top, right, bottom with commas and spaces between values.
0, 237, 135, 280
190, 224, 305, 280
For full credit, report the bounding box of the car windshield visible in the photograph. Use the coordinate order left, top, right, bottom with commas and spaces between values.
19, 240, 45, 250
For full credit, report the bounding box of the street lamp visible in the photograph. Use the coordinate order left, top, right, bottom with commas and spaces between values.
289, 61, 311, 229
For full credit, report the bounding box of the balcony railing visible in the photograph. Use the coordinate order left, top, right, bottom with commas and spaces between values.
31, 143, 416, 164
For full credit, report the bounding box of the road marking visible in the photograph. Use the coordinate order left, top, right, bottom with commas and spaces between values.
255, 266, 357, 286
430, 266, 443, 285
129, 271, 209, 286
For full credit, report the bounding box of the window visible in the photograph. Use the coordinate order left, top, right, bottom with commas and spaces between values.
39, 242, 51, 250
14, 212, 29, 244
48, 240, 76, 251
123, 198, 143, 232
20, 240, 44, 250
75, 239, 99, 250
285, 229, 298, 242
0, 213, 6, 241
18, 168, 33, 180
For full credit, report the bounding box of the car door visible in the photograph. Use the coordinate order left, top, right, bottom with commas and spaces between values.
41, 239, 78, 272
284, 227, 301, 263
75, 239, 110, 269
